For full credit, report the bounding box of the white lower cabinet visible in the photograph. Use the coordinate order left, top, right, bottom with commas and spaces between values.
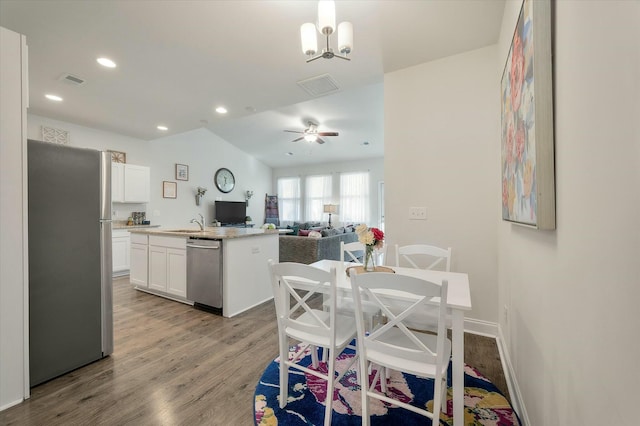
112, 230, 131, 276
147, 235, 187, 299
130, 233, 149, 287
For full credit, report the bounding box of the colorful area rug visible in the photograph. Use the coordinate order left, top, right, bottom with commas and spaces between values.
254, 344, 520, 425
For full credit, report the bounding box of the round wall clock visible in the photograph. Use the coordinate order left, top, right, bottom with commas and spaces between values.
214, 168, 235, 193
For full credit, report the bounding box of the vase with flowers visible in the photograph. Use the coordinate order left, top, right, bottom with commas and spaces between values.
355, 224, 385, 272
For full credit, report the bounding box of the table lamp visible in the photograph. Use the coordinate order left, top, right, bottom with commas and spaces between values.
323, 204, 338, 228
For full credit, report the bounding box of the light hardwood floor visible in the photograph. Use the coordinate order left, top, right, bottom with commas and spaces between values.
0, 277, 509, 425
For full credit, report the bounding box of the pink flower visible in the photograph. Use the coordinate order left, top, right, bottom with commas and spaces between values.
505, 120, 515, 165
510, 31, 525, 111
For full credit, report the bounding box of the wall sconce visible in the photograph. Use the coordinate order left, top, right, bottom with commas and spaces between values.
195, 187, 207, 206
245, 190, 254, 207
323, 204, 338, 228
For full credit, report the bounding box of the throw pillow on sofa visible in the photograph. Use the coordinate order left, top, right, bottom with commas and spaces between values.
321, 228, 340, 237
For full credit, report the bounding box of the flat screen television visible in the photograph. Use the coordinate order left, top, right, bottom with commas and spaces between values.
215, 201, 246, 225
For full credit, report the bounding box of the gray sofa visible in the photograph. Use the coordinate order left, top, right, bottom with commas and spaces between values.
279, 229, 359, 264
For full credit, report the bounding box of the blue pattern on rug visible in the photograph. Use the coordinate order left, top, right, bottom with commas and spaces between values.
254, 344, 520, 425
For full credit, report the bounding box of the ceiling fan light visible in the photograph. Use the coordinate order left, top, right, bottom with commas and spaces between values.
317, 0, 336, 35
304, 134, 318, 142
301, 23, 317, 55
338, 22, 353, 54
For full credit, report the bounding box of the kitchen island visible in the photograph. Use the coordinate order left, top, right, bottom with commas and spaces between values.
128, 227, 279, 317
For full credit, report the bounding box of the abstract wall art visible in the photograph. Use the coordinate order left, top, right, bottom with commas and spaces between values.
501, 0, 555, 229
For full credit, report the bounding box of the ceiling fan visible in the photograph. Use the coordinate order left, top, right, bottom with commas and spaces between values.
284, 121, 339, 144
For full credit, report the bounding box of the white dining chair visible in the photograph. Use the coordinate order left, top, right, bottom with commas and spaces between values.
392, 244, 453, 332
268, 260, 359, 426
342, 241, 387, 266
349, 270, 451, 426
325, 241, 379, 332
395, 244, 452, 271
341, 241, 365, 263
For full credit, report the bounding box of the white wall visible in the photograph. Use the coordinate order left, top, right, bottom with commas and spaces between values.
0, 26, 28, 411
273, 157, 384, 228
498, 1, 640, 425
27, 116, 272, 227
148, 128, 272, 227
385, 45, 500, 324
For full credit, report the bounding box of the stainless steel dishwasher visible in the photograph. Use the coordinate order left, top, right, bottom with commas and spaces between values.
186, 238, 223, 314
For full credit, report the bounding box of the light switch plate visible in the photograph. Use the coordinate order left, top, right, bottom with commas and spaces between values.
409, 207, 427, 220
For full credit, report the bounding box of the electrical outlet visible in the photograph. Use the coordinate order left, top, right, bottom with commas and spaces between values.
251, 246, 260, 254
503, 305, 509, 323
409, 207, 427, 220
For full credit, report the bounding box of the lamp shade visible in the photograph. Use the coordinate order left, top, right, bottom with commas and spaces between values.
338, 21, 353, 54
323, 204, 338, 214
300, 23, 317, 55
317, 0, 336, 35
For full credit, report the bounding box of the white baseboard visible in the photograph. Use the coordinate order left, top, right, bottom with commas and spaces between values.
496, 324, 530, 426
226, 296, 273, 318
464, 317, 499, 337
1, 397, 24, 412
462, 319, 529, 426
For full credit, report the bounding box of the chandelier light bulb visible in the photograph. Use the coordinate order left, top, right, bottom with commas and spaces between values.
317, 0, 336, 35
301, 23, 317, 55
338, 22, 353, 54
304, 134, 318, 142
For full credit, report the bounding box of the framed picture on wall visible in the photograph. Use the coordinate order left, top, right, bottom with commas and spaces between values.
500, 0, 556, 230
176, 163, 189, 181
163, 181, 177, 199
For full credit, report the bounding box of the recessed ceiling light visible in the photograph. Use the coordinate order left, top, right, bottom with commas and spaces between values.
157, 125, 168, 131
215, 106, 228, 114
97, 57, 116, 68
45, 94, 63, 102
286, 152, 294, 156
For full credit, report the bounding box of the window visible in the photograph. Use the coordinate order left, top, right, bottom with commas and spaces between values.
305, 175, 332, 221
277, 177, 301, 223
340, 172, 370, 223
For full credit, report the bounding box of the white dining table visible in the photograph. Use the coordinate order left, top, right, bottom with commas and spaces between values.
310, 259, 472, 426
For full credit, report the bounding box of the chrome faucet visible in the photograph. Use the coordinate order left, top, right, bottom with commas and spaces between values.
190, 213, 205, 230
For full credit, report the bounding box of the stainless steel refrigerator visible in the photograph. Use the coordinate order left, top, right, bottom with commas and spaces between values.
28, 139, 113, 387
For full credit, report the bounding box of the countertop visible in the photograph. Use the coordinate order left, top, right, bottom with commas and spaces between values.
127, 226, 280, 240
113, 224, 161, 230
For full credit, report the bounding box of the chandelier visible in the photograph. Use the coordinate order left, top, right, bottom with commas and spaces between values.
300, 0, 353, 62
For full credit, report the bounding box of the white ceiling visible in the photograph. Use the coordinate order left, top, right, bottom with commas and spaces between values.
0, 0, 505, 168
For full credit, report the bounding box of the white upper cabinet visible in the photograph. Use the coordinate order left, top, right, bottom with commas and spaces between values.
111, 163, 124, 202
112, 163, 150, 203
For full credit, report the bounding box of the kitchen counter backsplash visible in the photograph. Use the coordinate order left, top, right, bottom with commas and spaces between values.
113, 220, 159, 230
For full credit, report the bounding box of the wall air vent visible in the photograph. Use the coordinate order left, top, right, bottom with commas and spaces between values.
297, 74, 340, 97
59, 73, 86, 85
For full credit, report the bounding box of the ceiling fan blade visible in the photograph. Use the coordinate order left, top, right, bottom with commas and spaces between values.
316, 138, 326, 144
284, 130, 304, 134
317, 132, 339, 136
291, 137, 305, 142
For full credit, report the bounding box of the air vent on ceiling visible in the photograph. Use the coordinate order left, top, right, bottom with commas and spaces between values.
59, 73, 86, 85
297, 74, 340, 97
